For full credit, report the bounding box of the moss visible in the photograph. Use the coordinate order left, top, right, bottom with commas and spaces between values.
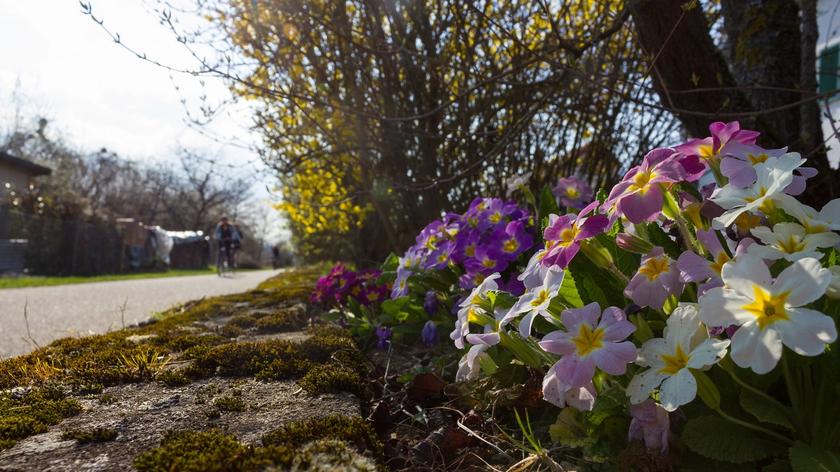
0, 386, 82, 449
61, 427, 118, 444
217, 324, 244, 339
298, 363, 364, 396
98, 394, 116, 405
261, 415, 382, 456
214, 394, 246, 413
156, 370, 191, 387
290, 439, 377, 472
133, 429, 247, 472
254, 308, 308, 333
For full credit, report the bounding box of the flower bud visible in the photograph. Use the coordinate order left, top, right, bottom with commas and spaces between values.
616, 232, 654, 255
827, 266, 840, 300
580, 239, 614, 268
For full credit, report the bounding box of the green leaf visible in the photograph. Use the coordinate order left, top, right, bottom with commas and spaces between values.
549, 408, 589, 447
539, 186, 559, 221
789, 441, 840, 472
639, 222, 680, 259
739, 389, 793, 430
557, 270, 583, 308
681, 415, 782, 464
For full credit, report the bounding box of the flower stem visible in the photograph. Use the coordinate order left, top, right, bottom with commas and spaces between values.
605, 263, 629, 285
714, 407, 793, 445
719, 359, 792, 420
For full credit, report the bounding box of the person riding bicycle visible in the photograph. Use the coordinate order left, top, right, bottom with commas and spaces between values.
214, 216, 241, 272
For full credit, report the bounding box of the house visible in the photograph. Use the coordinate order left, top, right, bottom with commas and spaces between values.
0, 150, 51, 273
0, 150, 51, 194
818, 0, 840, 166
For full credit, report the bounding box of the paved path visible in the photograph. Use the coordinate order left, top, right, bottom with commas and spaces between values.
0, 269, 279, 358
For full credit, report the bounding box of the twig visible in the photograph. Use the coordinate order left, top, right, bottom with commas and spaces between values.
118, 298, 128, 329
22, 297, 39, 348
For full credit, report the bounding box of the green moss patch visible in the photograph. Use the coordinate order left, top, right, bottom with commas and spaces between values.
61, 427, 118, 444
213, 394, 246, 412
0, 387, 82, 450
134, 429, 247, 472
133, 415, 381, 471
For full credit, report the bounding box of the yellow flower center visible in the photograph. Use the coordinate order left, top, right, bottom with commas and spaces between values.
777, 235, 806, 254
465, 244, 476, 257
708, 252, 730, 276
558, 225, 581, 247
572, 323, 605, 357
503, 238, 519, 253
366, 291, 379, 301
803, 220, 829, 235
630, 170, 657, 194
566, 187, 580, 198
489, 212, 502, 224
742, 286, 790, 330
467, 307, 481, 323
734, 213, 762, 233
698, 144, 717, 161
531, 289, 549, 307
437, 253, 448, 264
744, 186, 776, 214
482, 258, 496, 268
638, 256, 670, 280
747, 153, 769, 165
659, 344, 689, 375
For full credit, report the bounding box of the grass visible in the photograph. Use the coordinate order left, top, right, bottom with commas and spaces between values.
0, 267, 266, 289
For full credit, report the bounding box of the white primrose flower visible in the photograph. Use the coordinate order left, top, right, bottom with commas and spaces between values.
456, 307, 509, 382
628, 304, 730, 412
450, 273, 501, 349
748, 222, 840, 262
502, 267, 565, 338
710, 153, 803, 230
827, 266, 840, 300
699, 256, 837, 374
505, 171, 533, 198
778, 197, 840, 234
517, 241, 558, 289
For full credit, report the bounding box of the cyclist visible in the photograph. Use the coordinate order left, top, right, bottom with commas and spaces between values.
214, 216, 240, 275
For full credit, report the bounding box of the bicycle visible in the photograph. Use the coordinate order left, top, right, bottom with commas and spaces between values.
217, 244, 235, 277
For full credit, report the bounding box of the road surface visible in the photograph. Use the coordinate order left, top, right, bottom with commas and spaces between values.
0, 269, 278, 358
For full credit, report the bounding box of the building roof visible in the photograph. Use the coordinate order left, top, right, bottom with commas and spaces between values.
0, 151, 51, 177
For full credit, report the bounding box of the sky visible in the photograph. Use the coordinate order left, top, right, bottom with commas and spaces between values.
0, 0, 289, 241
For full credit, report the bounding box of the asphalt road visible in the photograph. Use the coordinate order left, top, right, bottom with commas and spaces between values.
0, 269, 278, 358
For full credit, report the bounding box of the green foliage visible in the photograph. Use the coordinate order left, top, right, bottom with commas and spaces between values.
681, 415, 783, 464
739, 389, 793, 430
788, 441, 840, 472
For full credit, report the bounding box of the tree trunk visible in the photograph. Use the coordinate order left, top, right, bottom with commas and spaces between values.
628, 0, 752, 137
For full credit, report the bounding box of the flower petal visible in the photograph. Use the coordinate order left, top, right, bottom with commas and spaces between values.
686, 338, 730, 369
592, 341, 637, 375
730, 323, 782, 374
627, 369, 666, 404
721, 255, 771, 298
776, 308, 837, 356
659, 368, 697, 412
772, 257, 830, 306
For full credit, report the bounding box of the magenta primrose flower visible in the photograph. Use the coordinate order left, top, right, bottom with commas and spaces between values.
674, 121, 760, 181
542, 367, 597, 410
542, 201, 609, 268
625, 247, 683, 310
628, 400, 671, 454
539, 302, 636, 388
553, 176, 593, 209
606, 148, 685, 224
677, 229, 754, 294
